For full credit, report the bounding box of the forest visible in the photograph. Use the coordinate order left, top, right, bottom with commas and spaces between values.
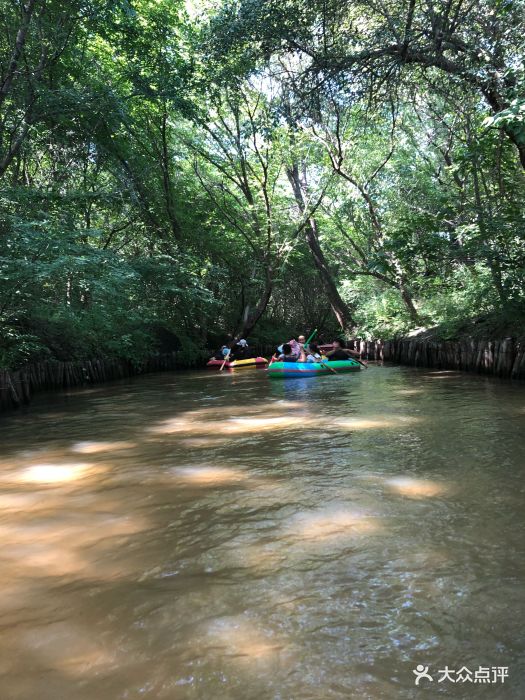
1, 0, 524, 369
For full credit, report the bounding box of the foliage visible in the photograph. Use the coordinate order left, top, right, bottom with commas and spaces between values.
0, 0, 524, 369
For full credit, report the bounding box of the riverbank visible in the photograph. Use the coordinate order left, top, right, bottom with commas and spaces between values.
349, 333, 525, 380
2, 331, 524, 413
0, 352, 203, 413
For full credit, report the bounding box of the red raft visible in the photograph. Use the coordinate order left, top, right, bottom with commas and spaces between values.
206, 356, 268, 369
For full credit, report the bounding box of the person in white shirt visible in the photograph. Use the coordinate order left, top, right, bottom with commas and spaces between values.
305, 343, 322, 363
236, 338, 249, 358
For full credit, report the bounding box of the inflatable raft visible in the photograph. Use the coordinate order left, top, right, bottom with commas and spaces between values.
206, 356, 268, 369
268, 359, 361, 378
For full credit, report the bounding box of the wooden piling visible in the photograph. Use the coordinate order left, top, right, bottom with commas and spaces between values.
0, 351, 187, 412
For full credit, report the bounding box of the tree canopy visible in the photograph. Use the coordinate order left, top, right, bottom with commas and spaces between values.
1, 0, 524, 368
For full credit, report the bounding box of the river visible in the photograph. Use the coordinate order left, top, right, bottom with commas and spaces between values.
1, 364, 524, 699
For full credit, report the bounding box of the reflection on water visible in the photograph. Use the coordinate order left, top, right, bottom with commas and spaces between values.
1, 365, 525, 699
384, 476, 449, 499
170, 465, 252, 485
71, 440, 137, 454
18, 462, 101, 484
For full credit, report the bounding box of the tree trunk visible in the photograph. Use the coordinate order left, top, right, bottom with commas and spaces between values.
304, 218, 355, 331
399, 282, 421, 324
504, 126, 525, 170
0, 0, 38, 110
287, 162, 355, 332
160, 109, 181, 239
0, 110, 32, 178
233, 267, 273, 340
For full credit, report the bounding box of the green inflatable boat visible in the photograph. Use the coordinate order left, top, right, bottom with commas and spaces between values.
268, 359, 362, 378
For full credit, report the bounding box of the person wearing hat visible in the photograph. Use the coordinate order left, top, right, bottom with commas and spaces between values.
236, 338, 249, 359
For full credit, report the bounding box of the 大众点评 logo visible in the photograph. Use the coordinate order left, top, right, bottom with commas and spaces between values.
413, 665, 508, 686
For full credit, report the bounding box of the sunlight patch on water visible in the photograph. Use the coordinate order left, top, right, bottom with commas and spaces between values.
0, 492, 48, 512
287, 507, 380, 542
423, 371, 460, 380
147, 401, 314, 437
71, 440, 136, 454
204, 616, 286, 660
239, 543, 287, 572
149, 414, 313, 436
177, 436, 233, 448
385, 476, 449, 499
3, 544, 92, 578
9, 622, 118, 678
53, 646, 117, 677
170, 465, 251, 485
268, 400, 305, 410
329, 415, 420, 431
224, 416, 307, 432
148, 411, 419, 437
221, 533, 289, 572
0, 512, 148, 580
17, 462, 101, 484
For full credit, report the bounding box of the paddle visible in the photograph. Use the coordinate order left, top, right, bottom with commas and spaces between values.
304, 327, 317, 349
319, 360, 338, 374
219, 351, 231, 371
265, 353, 279, 370
348, 352, 368, 369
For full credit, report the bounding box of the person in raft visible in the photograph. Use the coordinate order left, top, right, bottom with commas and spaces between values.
284, 334, 307, 358
325, 339, 363, 362
235, 338, 249, 359
305, 342, 322, 362
212, 345, 229, 360
273, 340, 317, 363
275, 336, 300, 358
274, 343, 300, 362
212, 340, 235, 361
273, 336, 321, 363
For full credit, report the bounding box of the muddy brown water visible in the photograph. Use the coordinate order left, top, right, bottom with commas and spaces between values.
0, 365, 524, 699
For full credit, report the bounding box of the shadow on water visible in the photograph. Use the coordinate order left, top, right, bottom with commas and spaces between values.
0, 366, 525, 698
